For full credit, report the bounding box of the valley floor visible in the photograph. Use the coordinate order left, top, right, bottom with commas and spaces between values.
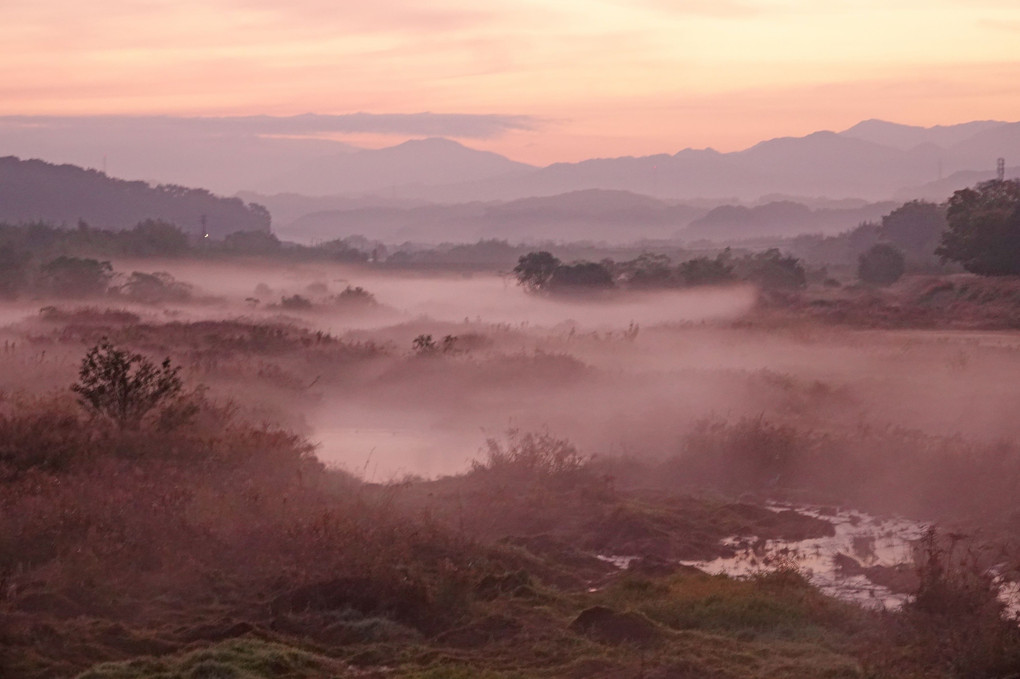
3, 268, 1020, 678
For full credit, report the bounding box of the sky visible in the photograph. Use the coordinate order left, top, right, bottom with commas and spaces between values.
3, 0, 1020, 164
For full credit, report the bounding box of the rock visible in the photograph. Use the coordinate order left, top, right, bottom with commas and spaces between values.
569, 606, 663, 647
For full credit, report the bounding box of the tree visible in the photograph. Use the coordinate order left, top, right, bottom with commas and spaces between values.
280, 294, 313, 310
0, 245, 30, 298
735, 249, 806, 290
71, 340, 184, 430
677, 252, 735, 286
246, 202, 273, 231
412, 334, 438, 355
222, 230, 281, 254
112, 271, 192, 304
623, 253, 674, 288
125, 220, 190, 256
880, 201, 946, 258
937, 179, 1020, 275
548, 261, 615, 290
40, 256, 113, 297
858, 243, 906, 286
513, 251, 561, 291
316, 238, 370, 263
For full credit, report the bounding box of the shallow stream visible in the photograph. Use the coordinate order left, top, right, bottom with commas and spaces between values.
677, 504, 929, 610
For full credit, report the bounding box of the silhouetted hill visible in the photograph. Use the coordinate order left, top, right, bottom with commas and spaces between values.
259, 137, 534, 196
275, 190, 707, 244
0, 117, 357, 195
685, 200, 897, 241
944, 122, 1020, 171
264, 187, 899, 245
893, 165, 1020, 202
0, 156, 270, 236
414, 149, 757, 203
488, 188, 665, 216
734, 131, 936, 198
235, 192, 431, 230
839, 119, 1007, 150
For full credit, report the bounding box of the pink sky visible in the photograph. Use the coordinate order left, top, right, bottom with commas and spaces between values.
3, 0, 1020, 164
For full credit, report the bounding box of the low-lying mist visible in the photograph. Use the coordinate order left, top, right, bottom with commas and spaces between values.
118, 257, 758, 328
6, 257, 1020, 492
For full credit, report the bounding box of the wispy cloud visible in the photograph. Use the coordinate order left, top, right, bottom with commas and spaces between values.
0, 113, 543, 140
223, 0, 495, 35
2, 0, 1019, 164
979, 18, 1020, 32
621, 0, 767, 18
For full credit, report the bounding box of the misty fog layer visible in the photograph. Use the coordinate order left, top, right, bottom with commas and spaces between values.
4, 259, 1017, 483
37, 259, 1005, 482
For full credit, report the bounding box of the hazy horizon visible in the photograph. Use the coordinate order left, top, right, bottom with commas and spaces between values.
1, 113, 1016, 170
4, 1, 1020, 165
4, 116, 1018, 212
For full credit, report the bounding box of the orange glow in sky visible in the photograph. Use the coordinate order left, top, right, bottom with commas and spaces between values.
2, 0, 1020, 164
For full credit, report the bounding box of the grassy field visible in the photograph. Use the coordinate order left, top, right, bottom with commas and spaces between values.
3, 267, 1020, 678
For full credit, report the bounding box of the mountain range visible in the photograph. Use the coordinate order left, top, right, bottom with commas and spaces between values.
411, 120, 1018, 204
2, 117, 1017, 204
244, 189, 896, 245
2, 117, 1019, 244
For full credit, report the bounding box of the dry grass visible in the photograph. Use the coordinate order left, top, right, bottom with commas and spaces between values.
4, 283, 1020, 679
754, 274, 1020, 329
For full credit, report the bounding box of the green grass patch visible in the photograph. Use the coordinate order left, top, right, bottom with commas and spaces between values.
74, 639, 350, 679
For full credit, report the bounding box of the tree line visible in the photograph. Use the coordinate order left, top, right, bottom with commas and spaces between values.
512, 247, 807, 293
513, 179, 1020, 292
0, 220, 369, 299
788, 179, 1020, 280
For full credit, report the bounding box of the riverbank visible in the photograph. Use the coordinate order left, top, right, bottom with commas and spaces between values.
3, 273, 1020, 678
3, 408, 1019, 678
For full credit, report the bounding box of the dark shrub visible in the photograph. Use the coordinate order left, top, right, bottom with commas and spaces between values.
40, 256, 113, 297
938, 179, 1020, 275
548, 261, 615, 290
71, 340, 185, 430
734, 249, 806, 290
678, 253, 735, 286
111, 271, 193, 304
280, 294, 313, 310
513, 251, 561, 291
858, 243, 906, 286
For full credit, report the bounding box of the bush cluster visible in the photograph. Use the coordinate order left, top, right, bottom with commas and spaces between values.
513, 247, 806, 293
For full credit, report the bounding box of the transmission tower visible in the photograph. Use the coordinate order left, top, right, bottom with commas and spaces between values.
997, 157, 1005, 182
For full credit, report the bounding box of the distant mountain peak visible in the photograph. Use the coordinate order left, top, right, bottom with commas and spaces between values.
673, 147, 721, 157
393, 137, 466, 149
842, 119, 913, 133
261, 135, 533, 196
839, 118, 1011, 151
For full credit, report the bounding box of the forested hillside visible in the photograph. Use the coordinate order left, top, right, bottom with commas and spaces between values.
0, 156, 270, 237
